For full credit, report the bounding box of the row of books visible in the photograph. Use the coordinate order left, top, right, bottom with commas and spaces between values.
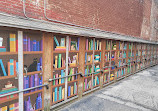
83, 76, 99, 90
23, 36, 43, 51
104, 74, 114, 82
68, 82, 77, 97
119, 42, 127, 50
0, 81, 18, 101
105, 52, 110, 61
24, 74, 42, 94
54, 36, 66, 51
94, 40, 101, 50
0, 59, 18, 77
24, 93, 42, 111
85, 66, 92, 75
0, 102, 18, 111
53, 70, 65, 85
85, 53, 93, 63
69, 38, 79, 51
68, 68, 77, 82
117, 68, 126, 78
54, 54, 65, 69
68, 54, 79, 67
86, 39, 93, 50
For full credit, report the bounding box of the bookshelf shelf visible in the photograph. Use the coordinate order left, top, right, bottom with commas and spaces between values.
85, 62, 93, 66
0, 75, 16, 80
68, 65, 79, 68
84, 75, 92, 79
53, 67, 65, 71
85, 50, 93, 52
0, 52, 18, 55
67, 94, 77, 99
35, 108, 42, 111
24, 89, 43, 97
52, 83, 65, 88
52, 98, 64, 105
23, 51, 43, 54
105, 50, 110, 52
84, 88, 91, 92
68, 79, 78, 84
93, 73, 101, 76
69, 50, 79, 53
53, 51, 66, 54
94, 50, 102, 52
0, 96, 18, 104
23, 71, 42, 76
94, 62, 101, 64
93, 85, 100, 88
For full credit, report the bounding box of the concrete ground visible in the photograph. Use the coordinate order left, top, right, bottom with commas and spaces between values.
60, 65, 158, 111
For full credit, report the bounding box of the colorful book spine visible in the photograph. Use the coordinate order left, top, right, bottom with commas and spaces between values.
10, 59, 14, 76
0, 59, 7, 76
23, 36, 27, 51
10, 34, 16, 52
58, 54, 61, 68
33, 40, 37, 51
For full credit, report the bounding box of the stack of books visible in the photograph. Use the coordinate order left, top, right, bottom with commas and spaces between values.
94, 65, 100, 73
94, 53, 101, 63
23, 36, 43, 51
68, 53, 79, 67
53, 70, 65, 85
54, 36, 66, 51
0, 37, 6, 52
94, 40, 101, 50
68, 82, 77, 97
0, 81, 18, 101
54, 54, 66, 68
69, 38, 79, 51
24, 74, 43, 94
53, 86, 65, 102
85, 53, 93, 63
86, 39, 93, 50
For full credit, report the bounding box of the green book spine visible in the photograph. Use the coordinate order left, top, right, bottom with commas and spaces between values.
58, 54, 61, 68
53, 75, 55, 85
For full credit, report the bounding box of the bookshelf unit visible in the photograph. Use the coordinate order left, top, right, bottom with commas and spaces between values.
0, 28, 19, 110
23, 31, 43, 111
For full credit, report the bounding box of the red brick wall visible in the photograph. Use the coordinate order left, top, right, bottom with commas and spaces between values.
0, 0, 146, 38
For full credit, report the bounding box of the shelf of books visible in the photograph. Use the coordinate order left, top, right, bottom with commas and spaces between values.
83, 38, 101, 93
23, 32, 43, 111
52, 35, 66, 105
142, 44, 146, 68
147, 44, 151, 67
0, 28, 19, 111
103, 40, 111, 83
67, 36, 79, 99
51, 35, 79, 105
127, 42, 132, 75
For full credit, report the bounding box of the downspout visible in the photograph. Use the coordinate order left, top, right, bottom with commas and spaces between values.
23, 0, 29, 19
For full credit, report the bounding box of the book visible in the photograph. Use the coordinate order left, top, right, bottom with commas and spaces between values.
10, 34, 16, 52
62, 88, 65, 99
23, 36, 27, 51
59, 86, 62, 100
68, 86, 71, 96
0, 59, 7, 76
54, 36, 59, 46
0, 37, 3, 46
33, 40, 37, 51
58, 54, 61, 68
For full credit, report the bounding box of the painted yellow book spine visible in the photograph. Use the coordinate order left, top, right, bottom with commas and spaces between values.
10, 34, 16, 52
53, 92, 55, 102
55, 56, 58, 68
59, 75, 61, 84
62, 88, 65, 99
71, 86, 74, 95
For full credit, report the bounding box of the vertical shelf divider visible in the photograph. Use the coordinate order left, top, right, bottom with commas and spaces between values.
18, 31, 24, 111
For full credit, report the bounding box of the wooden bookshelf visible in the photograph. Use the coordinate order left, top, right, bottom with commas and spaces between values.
23, 71, 42, 76
67, 94, 77, 99
52, 98, 64, 105
0, 96, 19, 104
52, 83, 65, 88
24, 89, 43, 97
53, 51, 66, 54
23, 51, 43, 54
0, 75, 16, 80
0, 52, 18, 55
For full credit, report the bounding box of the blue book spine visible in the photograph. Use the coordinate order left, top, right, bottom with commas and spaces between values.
37, 63, 40, 71
97, 76, 99, 85
68, 86, 71, 96
61, 70, 63, 83
59, 86, 62, 100
33, 40, 37, 51
0, 59, 7, 76
39, 77, 43, 90
77, 38, 79, 50
10, 59, 14, 75
26, 76, 30, 93
55, 87, 57, 101
37, 41, 40, 51
95, 42, 96, 50
36, 96, 39, 109
39, 57, 42, 67
54, 36, 59, 46
85, 53, 87, 63
93, 79, 95, 86
30, 41, 33, 51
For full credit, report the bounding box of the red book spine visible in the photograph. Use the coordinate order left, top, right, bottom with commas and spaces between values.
16, 40, 18, 52
14, 60, 16, 76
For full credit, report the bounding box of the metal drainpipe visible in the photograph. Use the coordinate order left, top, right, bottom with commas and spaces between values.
23, 0, 29, 19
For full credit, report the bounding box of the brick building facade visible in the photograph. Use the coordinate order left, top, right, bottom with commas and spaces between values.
0, 0, 157, 40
